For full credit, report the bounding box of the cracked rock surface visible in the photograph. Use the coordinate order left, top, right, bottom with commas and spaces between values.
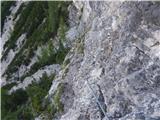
48, 1, 160, 120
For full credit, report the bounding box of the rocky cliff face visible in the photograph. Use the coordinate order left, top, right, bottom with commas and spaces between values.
1, 1, 160, 120
48, 1, 160, 120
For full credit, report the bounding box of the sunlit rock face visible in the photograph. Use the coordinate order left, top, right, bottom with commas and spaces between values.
1, 1, 160, 120
49, 1, 160, 120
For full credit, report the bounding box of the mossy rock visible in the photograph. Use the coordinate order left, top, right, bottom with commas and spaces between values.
53, 83, 64, 113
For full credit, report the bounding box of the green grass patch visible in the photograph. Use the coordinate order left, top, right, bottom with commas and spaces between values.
1, 86, 29, 120
26, 73, 55, 115
3, 1, 70, 81
2, 2, 71, 118
4, 20, 49, 79
2, 2, 48, 60
53, 83, 64, 113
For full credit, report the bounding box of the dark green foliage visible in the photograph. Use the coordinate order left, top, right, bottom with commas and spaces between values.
2, 82, 17, 90
13, 3, 25, 21
37, 39, 69, 65
2, 2, 48, 60
45, 103, 57, 119
3, 2, 34, 54
37, 41, 56, 65
18, 39, 69, 82
2, 104, 34, 120
2, 1, 71, 119
1, 73, 54, 119
64, 58, 70, 67
26, 73, 55, 114
1, 1, 15, 31
40, 83, 65, 118
1, 87, 29, 120
58, 16, 68, 42
48, 1, 70, 37
48, 1, 60, 34
53, 83, 64, 113
16, 104, 34, 120
2, 89, 28, 112
27, 85, 46, 113
3, 1, 70, 81
4, 20, 49, 78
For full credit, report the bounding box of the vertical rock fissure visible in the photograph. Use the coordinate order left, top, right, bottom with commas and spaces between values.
86, 80, 109, 120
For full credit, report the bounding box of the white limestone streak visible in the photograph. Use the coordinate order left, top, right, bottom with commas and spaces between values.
1, 34, 26, 85
1, 34, 26, 75
18, 46, 42, 77
1, 1, 23, 53
144, 30, 160, 59
90, 68, 102, 79
9, 64, 61, 94
0, 1, 24, 85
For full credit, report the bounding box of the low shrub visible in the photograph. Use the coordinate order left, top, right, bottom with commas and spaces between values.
26, 73, 55, 114
1, 87, 29, 119
53, 83, 64, 113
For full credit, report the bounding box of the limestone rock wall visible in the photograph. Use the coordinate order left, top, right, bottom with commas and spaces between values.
49, 1, 160, 120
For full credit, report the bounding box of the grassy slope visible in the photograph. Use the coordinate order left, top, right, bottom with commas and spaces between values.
1, 1, 71, 119
1, 1, 16, 31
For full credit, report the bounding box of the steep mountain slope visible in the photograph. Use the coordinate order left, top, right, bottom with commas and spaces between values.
1, 1, 160, 120
48, 1, 160, 120
1, 1, 70, 119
